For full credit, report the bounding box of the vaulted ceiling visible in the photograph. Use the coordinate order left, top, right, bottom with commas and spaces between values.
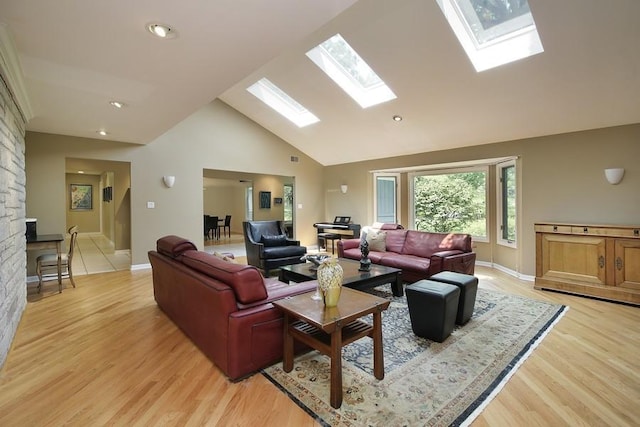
2, 0, 639, 166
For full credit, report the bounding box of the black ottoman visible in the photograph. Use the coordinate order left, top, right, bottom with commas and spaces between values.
430, 271, 479, 325
405, 280, 460, 342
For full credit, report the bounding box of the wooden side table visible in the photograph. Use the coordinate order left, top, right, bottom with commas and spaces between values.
273, 288, 390, 409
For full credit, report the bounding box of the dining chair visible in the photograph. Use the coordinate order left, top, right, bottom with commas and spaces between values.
36, 225, 78, 293
206, 215, 220, 240
222, 215, 232, 238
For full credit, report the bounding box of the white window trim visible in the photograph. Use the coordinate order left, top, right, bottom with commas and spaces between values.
436, 0, 544, 72
497, 159, 517, 248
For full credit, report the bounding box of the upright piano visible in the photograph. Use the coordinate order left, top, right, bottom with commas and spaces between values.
313, 216, 361, 252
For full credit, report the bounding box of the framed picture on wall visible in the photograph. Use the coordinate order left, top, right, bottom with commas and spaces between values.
274, 197, 283, 204
259, 191, 271, 209
70, 184, 93, 210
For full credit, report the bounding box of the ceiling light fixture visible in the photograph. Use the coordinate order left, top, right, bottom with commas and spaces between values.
109, 101, 125, 109
97, 130, 108, 136
147, 23, 177, 39
393, 115, 403, 122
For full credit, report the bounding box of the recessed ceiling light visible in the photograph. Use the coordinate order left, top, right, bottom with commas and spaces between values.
109, 101, 125, 109
97, 130, 108, 136
393, 115, 403, 122
78, 171, 84, 174
146, 23, 177, 39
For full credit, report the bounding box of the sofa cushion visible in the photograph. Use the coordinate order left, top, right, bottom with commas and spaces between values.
261, 235, 288, 247
379, 252, 431, 272
384, 229, 408, 253
402, 231, 471, 258
182, 251, 268, 304
250, 221, 281, 242
366, 230, 387, 252
157, 235, 197, 259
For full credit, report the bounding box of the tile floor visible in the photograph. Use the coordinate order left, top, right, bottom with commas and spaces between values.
71, 233, 131, 275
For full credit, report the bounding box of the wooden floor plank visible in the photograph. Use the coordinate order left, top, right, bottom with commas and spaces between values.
1, 266, 639, 426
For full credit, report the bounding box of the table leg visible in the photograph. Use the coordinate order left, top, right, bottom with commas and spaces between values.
283, 313, 293, 373
329, 327, 343, 409
372, 311, 385, 380
391, 273, 403, 296
56, 240, 63, 292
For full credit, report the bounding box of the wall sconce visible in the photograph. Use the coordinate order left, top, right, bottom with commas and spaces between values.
340, 184, 348, 194
163, 175, 176, 188
604, 168, 624, 185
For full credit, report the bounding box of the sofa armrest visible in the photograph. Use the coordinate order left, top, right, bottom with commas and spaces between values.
337, 238, 360, 257
285, 239, 301, 246
430, 251, 476, 276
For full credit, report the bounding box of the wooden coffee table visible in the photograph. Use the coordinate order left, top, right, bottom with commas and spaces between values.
279, 258, 404, 296
273, 288, 390, 409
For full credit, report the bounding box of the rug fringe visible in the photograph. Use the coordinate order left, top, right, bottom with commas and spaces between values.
459, 304, 569, 427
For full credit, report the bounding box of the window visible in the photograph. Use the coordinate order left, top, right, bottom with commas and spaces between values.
436, 0, 544, 72
245, 186, 253, 221
374, 173, 399, 224
306, 34, 396, 108
409, 168, 487, 240
247, 78, 319, 127
497, 160, 516, 246
283, 184, 293, 222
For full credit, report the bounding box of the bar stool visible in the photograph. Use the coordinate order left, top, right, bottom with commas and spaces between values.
317, 232, 341, 254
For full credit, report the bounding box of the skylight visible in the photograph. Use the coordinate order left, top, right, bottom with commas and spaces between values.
247, 78, 319, 128
437, 0, 544, 72
306, 34, 396, 108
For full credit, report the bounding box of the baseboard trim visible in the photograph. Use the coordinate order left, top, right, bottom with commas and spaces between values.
131, 263, 151, 271
476, 261, 535, 282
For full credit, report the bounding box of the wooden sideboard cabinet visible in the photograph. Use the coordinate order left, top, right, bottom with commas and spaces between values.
535, 223, 640, 305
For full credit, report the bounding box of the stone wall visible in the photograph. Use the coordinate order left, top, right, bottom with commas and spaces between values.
0, 73, 27, 368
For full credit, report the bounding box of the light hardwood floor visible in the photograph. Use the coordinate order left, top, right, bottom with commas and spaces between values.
1, 266, 639, 426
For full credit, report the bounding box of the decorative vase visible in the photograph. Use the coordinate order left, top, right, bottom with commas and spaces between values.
317, 258, 343, 307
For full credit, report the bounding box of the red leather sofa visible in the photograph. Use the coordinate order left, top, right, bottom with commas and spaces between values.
337, 229, 476, 284
148, 235, 317, 381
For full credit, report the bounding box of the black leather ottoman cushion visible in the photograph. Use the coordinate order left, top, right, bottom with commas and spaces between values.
263, 245, 307, 259
405, 280, 460, 343
430, 271, 479, 325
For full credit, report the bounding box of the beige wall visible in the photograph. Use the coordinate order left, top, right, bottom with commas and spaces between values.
324, 124, 640, 277
26, 100, 325, 266
25, 96, 639, 275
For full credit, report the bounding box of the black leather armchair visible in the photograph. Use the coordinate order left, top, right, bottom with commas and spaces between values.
243, 220, 307, 276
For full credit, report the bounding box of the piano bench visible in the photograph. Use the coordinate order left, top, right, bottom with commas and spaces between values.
317, 233, 342, 254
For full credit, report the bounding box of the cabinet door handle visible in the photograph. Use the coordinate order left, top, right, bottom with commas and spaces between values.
616, 257, 623, 271
553, 226, 558, 232
583, 227, 589, 233
599, 256, 605, 268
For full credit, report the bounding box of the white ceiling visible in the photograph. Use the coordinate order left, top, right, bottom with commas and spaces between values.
2, 0, 639, 166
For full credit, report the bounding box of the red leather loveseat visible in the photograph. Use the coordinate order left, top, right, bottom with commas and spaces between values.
148, 235, 317, 381
337, 229, 476, 284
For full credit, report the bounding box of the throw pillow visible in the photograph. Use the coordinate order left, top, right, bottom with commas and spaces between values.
213, 251, 237, 263
261, 235, 287, 247
366, 230, 387, 252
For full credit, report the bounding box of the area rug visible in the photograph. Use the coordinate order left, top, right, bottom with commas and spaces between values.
262, 286, 567, 426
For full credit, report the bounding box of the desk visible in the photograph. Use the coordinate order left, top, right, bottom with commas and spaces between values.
26, 234, 64, 285
273, 288, 390, 409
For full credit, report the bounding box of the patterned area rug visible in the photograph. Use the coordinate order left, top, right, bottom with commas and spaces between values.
262, 286, 567, 426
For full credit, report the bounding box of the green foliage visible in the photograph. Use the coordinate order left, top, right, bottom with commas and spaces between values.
413, 172, 486, 236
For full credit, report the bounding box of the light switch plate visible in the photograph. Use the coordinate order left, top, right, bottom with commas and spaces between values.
147, 201, 155, 209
